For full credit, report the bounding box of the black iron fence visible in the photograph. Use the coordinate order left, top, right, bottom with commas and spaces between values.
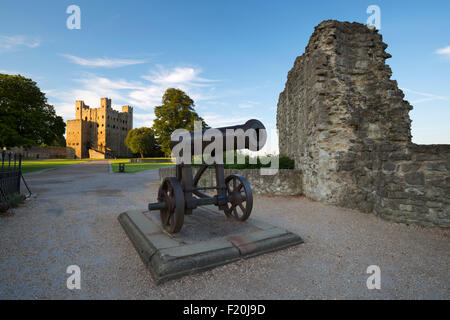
0, 151, 31, 209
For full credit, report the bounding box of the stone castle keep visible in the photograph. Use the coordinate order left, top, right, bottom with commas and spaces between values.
66, 98, 133, 159
277, 20, 449, 227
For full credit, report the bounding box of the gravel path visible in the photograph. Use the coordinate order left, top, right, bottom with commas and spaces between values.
0, 161, 448, 299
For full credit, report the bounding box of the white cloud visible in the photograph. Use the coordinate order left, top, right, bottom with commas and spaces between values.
0, 69, 40, 79
63, 54, 146, 68
238, 100, 260, 109
46, 73, 141, 116
44, 66, 276, 147
202, 114, 250, 127
0, 69, 18, 74
46, 66, 220, 128
133, 113, 155, 128
144, 67, 217, 86
0, 35, 40, 52
401, 88, 450, 104
128, 66, 218, 109
435, 46, 450, 58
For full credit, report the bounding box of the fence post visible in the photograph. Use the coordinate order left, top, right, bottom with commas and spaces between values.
17, 154, 22, 193
8, 152, 11, 170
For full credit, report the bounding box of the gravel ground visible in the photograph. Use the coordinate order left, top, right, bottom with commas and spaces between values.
0, 161, 448, 299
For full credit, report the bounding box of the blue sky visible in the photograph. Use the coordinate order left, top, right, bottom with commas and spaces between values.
1, 0, 449, 151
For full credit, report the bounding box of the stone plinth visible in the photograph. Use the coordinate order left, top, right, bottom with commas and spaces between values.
118, 206, 303, 284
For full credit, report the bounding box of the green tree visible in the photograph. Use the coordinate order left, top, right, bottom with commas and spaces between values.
125, 127, 162, 158
152, 88, 207, 155
0, 74, 66, 148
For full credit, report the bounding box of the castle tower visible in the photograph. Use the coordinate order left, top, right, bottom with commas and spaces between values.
122, 105, 133, 131
66, 98, 133, 159
75, 100, 85, 120
101, 97, 111, 109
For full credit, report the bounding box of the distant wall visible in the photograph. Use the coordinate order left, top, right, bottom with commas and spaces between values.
10, 146, 76, 159
88, 149, 106, 159
159, 167, 302, 196
130, 158, 173, 164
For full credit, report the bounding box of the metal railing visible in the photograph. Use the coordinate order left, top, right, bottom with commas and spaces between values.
0, 151, 31, 210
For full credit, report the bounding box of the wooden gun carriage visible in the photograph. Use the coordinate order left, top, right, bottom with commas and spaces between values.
148, 119, 266, 234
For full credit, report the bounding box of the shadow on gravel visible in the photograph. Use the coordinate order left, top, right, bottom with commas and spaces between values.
83, 189, 124, 197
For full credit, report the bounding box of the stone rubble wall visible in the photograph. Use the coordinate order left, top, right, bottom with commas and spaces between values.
9, 146, 76, 159
348, 143, 450, 227
158, 166, 302, 196
277, 20, 449, 227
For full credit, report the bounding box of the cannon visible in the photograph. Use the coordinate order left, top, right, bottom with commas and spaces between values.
148, 119, 266, 234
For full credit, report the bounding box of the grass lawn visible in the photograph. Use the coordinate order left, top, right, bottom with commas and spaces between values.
110, 159, 173, 173
20, 159, 90, 174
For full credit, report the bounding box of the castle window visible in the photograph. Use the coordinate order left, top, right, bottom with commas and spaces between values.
85, 117, 87, 121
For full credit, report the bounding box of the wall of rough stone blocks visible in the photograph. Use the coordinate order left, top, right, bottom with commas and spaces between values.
9, 146, 76, 159
159, 166, 302, 196
277, 20, 449, 227
343, 143, 450, 227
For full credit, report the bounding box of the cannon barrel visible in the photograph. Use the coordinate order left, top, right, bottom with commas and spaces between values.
170, 119, 266, 156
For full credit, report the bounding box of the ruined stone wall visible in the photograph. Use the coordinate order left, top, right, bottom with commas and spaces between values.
277, 20, 449, 227
10, 146, 75, 159
159, 167, 303, 196
349, 143, 450, 227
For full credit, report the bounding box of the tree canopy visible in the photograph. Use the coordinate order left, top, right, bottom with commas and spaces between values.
0, 74, 66, 148
125, 127, 162, 158
152, 88, 207, 155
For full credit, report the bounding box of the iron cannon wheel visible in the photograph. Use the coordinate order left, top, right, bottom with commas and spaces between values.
224, 174, 253, 221
158, 177, 185, 234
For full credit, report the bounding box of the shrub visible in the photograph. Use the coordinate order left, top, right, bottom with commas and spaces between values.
0, 192, 25, 212
278, 155, 295, 169
222, 152, 295, 169
190, 152, 295, 169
